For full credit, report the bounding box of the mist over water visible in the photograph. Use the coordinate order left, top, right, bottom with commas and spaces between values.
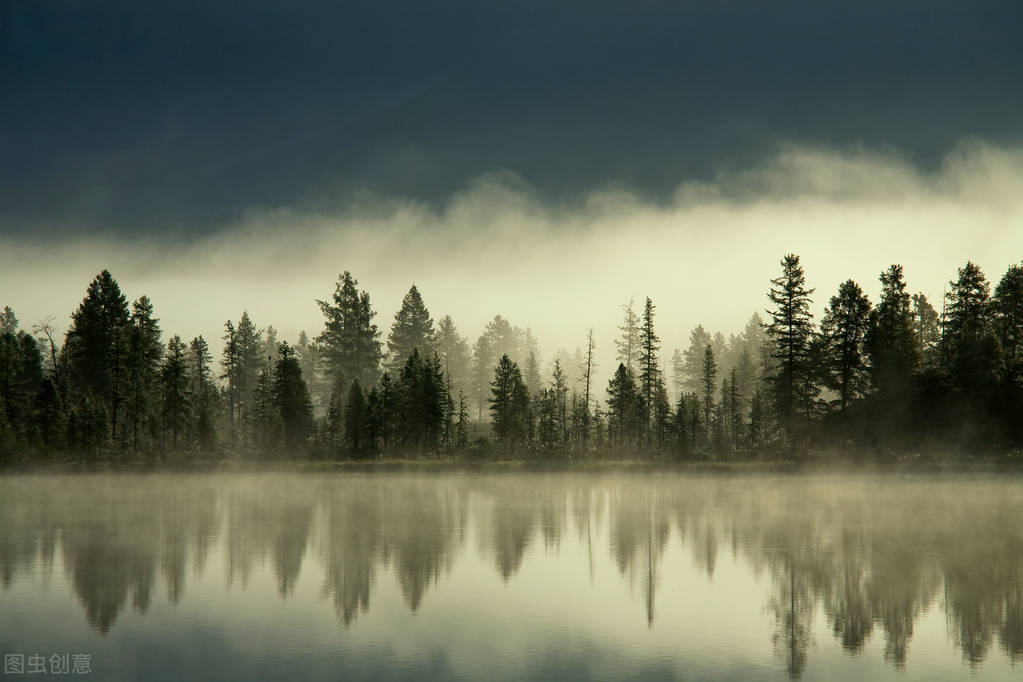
2, 471, 1023, 680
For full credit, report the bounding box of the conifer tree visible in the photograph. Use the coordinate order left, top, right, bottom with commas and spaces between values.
993, 263, 1023, 387
455, 389, 470, 450
819, 279, 872, 411
606, 363, 640, 448
911, 293, 941, 369
190, 335, 217, 450
524, 351, 542, 397
489, 354, 530, 447
683, 325, 713, 394
472, 334, 495, 420
766, 254, 817, 435
943, 261, 999, 392
615, 299, 642, 374
317, 271, 382, 391
701, 345, 717, 442
387, 284, 435, 372
160, 335, 190, 450
866, 265, 918, 398
638, 297, 661, 444
435, 315, 472, 395
343, 380, 368, 454
126, 296, 162, 453
273, 342, 314, 451
65, 270, 131, 444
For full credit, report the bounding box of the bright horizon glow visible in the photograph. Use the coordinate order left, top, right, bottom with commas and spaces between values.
3, 140, 1022, 385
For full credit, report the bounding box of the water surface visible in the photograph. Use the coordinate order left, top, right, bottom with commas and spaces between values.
2, 472, 1022, 680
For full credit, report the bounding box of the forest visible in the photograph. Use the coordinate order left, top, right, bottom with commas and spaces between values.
1, 253, 1022, 464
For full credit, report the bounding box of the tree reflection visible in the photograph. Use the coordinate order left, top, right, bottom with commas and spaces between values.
4, 471, 1023, 679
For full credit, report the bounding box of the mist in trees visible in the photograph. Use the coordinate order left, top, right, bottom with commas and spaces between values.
4, 253, 1023, 464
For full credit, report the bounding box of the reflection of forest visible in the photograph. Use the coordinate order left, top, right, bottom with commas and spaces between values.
2, 475, 1023, 675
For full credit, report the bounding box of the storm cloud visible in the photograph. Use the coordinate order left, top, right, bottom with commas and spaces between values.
2, 0, 1022, 238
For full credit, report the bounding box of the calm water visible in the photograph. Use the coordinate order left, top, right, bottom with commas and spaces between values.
2, 472, 1023, 681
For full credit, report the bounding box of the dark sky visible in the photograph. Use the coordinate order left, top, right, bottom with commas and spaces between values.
2, 0, 1022, 239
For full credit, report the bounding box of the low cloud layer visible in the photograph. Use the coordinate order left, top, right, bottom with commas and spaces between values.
3, 141, 1022, 373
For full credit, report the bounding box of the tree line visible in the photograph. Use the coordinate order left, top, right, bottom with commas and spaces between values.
2, 254, 1022, 462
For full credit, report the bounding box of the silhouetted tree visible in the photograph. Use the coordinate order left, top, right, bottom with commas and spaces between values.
489, 355, 530, 447
160, 336, 190, 450
65, 270, 131, 445
273, 342, 314, 451
616, 298, 642, 374
867, 265, 918, 399
766, 254, 816, 436
638, 297, 661, 446
317, 271, 383, 391
387, 284, 435, 373
819, 280, 871, 411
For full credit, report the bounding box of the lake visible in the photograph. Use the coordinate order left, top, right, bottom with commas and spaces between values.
1, 471, 1022, 680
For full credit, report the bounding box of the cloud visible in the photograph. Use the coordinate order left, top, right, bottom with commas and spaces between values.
2, 141, 1022, 377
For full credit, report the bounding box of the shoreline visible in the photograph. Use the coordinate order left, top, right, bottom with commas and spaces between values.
3, 455, 1023, 476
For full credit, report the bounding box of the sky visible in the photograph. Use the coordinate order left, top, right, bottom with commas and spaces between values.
2, 0, 1023, 370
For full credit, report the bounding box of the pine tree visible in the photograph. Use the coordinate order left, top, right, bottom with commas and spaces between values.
472, 334, 495, 421
220, 320, 240, 428
943, 261, 998, 393
638, 297, 661, 446
343, 380, 368, 454
551, 359, 569, 445
701, 345, 717, 442
766, 254, 817, 435
524, 351, 542, 397
250, 361, 281, 455
671, 348, 685, 402
489, 355, 530, 447
235, 311, 264, 428
190, 335, 217, 451
615, 298, 642, 374
606, 363, 640, 448
435, 315, 472, 396
819, 279, 872, 411
125, 297, 162, 453
911, 293, 941, 370
867, 265, 918, 398
994, 263, 1023, 387
455, 389, 470, 449
387, 284, 435, 372
273, 341, 314, 451
160, 335, 190, 450
65, 270, 132, 445
317, 271, 383, 392
580, 328, 597, 445
683, 325, 713, 394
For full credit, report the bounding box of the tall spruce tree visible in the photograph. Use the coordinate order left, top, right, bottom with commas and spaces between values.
387, 284, 435, 372
866, 265, 918, 397
765, 254, 816, 435
126, 296, 162, 453
638, 297, 661, 446
819, 280, 872, 411
701, 345, 717, 442
273, 341, 314, 451
189, 335, 217, 450
615, 299, 642, 374
160, 335, 190, 450
683, 325, 713, 394
435, 315, 471, 396
606, 363, 640, 448
317, 271, 383, 392
65, 270, 132, 445
994, 263, 1023, 387
943, 261, 998, 393
489, 354, 530, 447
